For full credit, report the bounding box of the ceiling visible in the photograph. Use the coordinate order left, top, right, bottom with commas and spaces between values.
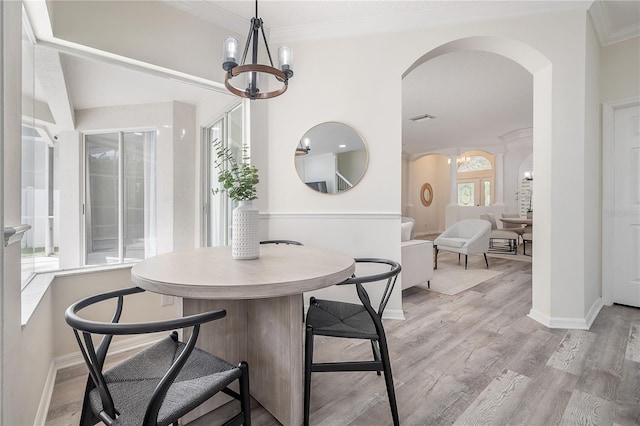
31, 1, 639, 156
401, 50, 533, 155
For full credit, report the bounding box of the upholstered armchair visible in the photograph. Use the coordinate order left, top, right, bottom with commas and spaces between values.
400, 219, 433, 289
433, 219, 491, 269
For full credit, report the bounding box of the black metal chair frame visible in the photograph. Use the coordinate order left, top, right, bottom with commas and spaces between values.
259, 240, 303, 245
523, 236, 533, 256
435, 247, 490, 270
65, 286, 251, 426
488, 236, 518, 254
304, 258, 402, 426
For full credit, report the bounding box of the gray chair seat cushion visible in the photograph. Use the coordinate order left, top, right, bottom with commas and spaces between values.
306, 298, 378, 340
491, 230, 519, 239
434, 237, 467, 248
89, 336, 241, 426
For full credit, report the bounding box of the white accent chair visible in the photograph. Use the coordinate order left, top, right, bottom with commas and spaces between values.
400, 220, 433, 289
433, 219, 491, 270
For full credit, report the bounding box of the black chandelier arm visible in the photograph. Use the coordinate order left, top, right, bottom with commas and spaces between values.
260, 24, 275, 68
239, 21, 255, 66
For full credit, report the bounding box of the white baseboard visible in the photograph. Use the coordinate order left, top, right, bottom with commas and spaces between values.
382, 309, 406, 321
36, 334, 163, 425
584, 297, 604, 329
528, 297, 603, 330
34, 360, 57, 426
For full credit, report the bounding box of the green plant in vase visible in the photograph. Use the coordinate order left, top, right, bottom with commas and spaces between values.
211, 139, 260, 259
211, 139, 259, 202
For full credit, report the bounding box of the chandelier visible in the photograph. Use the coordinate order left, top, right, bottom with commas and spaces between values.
296, 137, 311, 156
222, 0, 293, 100
456, 156, 472, 167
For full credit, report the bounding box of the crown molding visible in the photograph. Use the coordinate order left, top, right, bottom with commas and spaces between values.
161, 1, 591, 45
590, 0, 640, 47
161, 0, 248, 36
500, 127, 533, 143
270, 1, 591, 44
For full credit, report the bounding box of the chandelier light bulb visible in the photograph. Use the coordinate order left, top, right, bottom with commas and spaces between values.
223, 37, 239, 71
278, 46, 294, 78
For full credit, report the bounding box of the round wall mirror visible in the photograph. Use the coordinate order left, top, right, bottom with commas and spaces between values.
420, 183, 433, 207
294, 122, 368, 194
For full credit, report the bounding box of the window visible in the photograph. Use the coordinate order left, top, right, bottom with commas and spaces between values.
84, 131, 157, 265
203, 103, 245, 247
21, 125, 60, 284
21, 16, 62, 285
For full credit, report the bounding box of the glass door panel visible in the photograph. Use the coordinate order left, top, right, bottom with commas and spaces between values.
204, 102, 245, 247
123, 131, 156, 261
85, 133, 120, 264
207, 119, 226, 246
458, 182, 475, 206
483, 180, 491, 206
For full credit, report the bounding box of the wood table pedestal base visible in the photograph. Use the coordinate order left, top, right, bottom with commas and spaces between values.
181, 294, 304, 426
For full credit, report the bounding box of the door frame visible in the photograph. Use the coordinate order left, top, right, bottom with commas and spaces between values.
602, 96, 640, 306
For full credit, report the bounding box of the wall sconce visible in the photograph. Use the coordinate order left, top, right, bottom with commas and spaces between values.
524, 171, 533, 180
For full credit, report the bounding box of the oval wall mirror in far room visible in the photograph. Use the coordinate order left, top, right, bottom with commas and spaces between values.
420, 182, 433, 207
294, 122, 368, 194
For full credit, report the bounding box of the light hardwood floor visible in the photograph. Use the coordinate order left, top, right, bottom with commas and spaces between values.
46, 253, 640, 425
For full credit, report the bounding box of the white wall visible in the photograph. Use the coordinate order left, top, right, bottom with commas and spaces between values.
52, 268, 178, 358
582, 16, 602, 316
601, 37, 640, 102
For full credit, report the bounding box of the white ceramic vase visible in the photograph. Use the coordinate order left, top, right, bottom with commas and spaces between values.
232, 200, 260, 260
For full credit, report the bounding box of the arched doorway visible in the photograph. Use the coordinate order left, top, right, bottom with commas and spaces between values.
402, 36, 552, 324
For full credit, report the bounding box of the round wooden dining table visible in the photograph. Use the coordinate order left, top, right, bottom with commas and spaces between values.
131, 244, 355, 426
499, 217, 533, 226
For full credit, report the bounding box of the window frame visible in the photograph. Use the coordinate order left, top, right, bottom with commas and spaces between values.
81, 129, 157, 266
201, 102, 246, 247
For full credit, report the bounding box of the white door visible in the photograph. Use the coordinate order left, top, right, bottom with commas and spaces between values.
613, 104, 640, 307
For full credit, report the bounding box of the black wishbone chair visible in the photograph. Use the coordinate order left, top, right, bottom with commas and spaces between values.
65, 286, 251, 426
304, 258, 402, 426
259, 240, 303, 245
